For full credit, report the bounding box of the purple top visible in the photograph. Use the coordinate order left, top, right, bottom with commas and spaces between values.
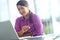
15, 13, 43, 36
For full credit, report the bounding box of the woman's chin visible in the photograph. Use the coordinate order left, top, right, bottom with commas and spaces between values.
22, 14, 27, 16
22, 14, 26, 17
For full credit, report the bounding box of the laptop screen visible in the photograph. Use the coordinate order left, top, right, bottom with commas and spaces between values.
0, 20, 18, 40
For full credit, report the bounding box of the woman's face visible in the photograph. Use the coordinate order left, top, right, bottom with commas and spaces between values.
17, 5, 29, 16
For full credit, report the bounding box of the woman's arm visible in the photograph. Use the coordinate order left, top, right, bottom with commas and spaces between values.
18, 31, 32, 37
18, 25, 31, 37
15, 18, 24, 37
23, 33, 32, 36
32, 14, 43, 36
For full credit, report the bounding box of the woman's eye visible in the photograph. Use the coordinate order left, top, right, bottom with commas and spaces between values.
21, 7, 25, 9
18, 9, 20, 11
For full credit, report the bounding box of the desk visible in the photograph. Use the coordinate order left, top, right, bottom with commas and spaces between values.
19, 35, 44, 40
18, 34, 60, 40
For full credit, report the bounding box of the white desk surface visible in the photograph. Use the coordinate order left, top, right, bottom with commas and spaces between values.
18, 34, 60, 40
19, 35, 45, 39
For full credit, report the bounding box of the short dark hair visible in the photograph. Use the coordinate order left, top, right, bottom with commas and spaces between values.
16, 0, 28, 7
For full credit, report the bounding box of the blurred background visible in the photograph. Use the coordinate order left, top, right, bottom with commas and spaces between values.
0, 0, 60, 36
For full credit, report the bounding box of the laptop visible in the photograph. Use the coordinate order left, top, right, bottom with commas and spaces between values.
0, 20, 18, 40
0, 20, 44, 40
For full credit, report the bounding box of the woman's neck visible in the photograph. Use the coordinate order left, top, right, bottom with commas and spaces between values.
24, 13, 29, 20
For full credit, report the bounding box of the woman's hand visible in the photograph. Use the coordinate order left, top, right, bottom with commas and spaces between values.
23, 33, 32, 37
18, 25, 30, 37
22, 25, 30, 33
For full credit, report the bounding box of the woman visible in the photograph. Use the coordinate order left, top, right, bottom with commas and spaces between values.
15, 0, 43, 37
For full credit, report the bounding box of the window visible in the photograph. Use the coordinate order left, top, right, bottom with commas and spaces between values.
0, 0, 9, 22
